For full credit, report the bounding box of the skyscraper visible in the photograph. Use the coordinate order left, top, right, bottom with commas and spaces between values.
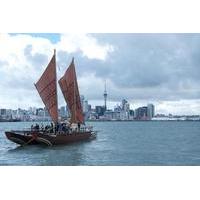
60, 106, 66, 118
83, 100, 88, 113
80, 95, 85, 109
135, 106, 148, 120
147, 104, 155, 119
95, 106, 105, 118
121, 99, 128, 111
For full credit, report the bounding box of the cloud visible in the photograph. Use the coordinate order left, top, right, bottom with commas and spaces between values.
0, 33, 114, 109
83, 34, 200, 101
0, 33, 200, 115
57, 33, 114, 60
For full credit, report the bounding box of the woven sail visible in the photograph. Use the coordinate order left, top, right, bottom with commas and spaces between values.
35, 51, 58, 123
59, 58, 84, 124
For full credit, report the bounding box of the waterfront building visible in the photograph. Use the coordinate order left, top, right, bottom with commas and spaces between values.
113, 111, 121, 120
129, 109, 134, 120
44, 107, 50, 117
83, 100, 89, 113
60, 106, 66, 118
88, 111, 97, 120
66, 105, 70, 118
88, 104, 92, 112
121, 99, 128, 110
147, 104, 155, 119
0, 109, 6, 116
119, 110, 127, 120
104, 110, 115, 120
135, 106, 148, 120
95, 106, 105, 118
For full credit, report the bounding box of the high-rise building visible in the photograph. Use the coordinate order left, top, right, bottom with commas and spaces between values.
129, 109, 134, 117
124, 102, 130, 112
37, 108, 45, 117
44, 107, 49, 117
120, 110, 127, 120
88, 104, 92, 112
121, 99, 128, 110
135, 106, 148, 120
95, 106, 105, 118
120, 99, 130, 120
60, 106, 66, 117
83, 100, 89, 113
147, 104, 155, 119
66, 105, 70, 118
0, 109, 6, 116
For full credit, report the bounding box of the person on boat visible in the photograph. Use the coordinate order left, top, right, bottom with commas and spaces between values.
50, 122, 54, 133
60, 123, 64, 132
35, 123, 39, 131
78, 123, 80, 131
55, 122, 59, 132
57, 123, 62, 133
45, 125, 48, 131
61, 123, 68, 133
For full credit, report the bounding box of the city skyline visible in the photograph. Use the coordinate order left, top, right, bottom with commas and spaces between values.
0, 33, 200, 115
1, 100, 199, 123
0, 99, 199, 117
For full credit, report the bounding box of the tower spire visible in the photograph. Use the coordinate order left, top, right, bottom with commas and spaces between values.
103, 80, 107, 111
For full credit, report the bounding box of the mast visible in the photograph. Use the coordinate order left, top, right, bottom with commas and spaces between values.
73, 58, 76, 123
54, 49, 58, 122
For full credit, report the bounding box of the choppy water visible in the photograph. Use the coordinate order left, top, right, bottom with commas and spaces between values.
0, 121, 200, 165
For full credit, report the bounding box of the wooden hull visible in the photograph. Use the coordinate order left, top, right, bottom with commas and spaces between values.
5, 131, 96, 146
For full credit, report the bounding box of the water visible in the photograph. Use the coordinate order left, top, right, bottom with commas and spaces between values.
0, 121, 200, 165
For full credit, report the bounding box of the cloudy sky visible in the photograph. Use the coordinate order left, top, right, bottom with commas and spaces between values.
0, 33, 200, 115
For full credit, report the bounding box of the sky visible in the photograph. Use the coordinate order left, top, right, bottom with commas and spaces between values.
0, 33, 200, 115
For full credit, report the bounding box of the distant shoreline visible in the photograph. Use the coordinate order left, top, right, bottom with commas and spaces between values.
0, 120, 199, 123
86, 120, 200, 122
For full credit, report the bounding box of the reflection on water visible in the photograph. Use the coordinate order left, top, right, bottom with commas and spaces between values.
0, 121, 200, 165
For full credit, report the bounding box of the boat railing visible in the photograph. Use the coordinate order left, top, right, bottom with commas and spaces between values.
54, 125, 93, 135
10, 125, 94, 136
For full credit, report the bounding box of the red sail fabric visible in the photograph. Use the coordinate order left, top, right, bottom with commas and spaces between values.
35, 53, 58, 123
59, 58, 84, 124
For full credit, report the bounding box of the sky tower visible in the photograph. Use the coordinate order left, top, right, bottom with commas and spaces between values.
103, 80, 108, 111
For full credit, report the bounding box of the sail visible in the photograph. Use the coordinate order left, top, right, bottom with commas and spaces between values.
59, 58, 84, 124
35, 51, 58, 123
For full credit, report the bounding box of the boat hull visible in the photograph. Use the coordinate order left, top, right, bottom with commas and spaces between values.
5, 131, 96, 146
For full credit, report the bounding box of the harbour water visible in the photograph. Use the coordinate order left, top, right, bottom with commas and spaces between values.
0, 121, 200, 165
